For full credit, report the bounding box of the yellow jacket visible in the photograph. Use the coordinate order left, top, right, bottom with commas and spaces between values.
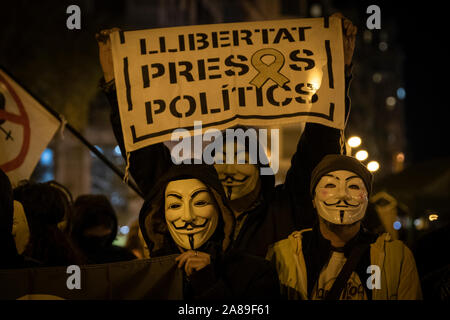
266, 229, 423, 300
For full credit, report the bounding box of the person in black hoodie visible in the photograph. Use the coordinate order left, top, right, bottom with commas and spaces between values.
13, 181, 86, 267
139, 163, 281, 299
96, 13, 357, 258
67, 194, 137, 264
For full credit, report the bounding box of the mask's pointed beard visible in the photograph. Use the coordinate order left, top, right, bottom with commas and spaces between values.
340, 210, 345, 223
188, 234, 195, 250
226, 186, 233, 199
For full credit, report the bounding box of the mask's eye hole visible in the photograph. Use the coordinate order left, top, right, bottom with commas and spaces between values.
194, 200, 208, 207
348, 184, 360, 190
325, 183, 336, 188
168, 203, 182, 209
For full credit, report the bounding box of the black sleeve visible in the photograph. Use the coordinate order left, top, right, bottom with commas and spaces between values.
283, 73, 353, 200
101, 79, 173, 197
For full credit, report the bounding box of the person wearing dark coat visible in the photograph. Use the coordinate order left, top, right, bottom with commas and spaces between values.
67, 194, 137, 264
139, 163, 281, 299
13, 181, 86, 267
96, 13, 357, 258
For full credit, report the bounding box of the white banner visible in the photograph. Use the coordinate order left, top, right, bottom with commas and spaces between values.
0, 69, 60, 186
111, 17, 345, 153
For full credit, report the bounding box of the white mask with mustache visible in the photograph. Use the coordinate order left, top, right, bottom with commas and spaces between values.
214, 140, 260, 201
165, 179, 219, 250
313, 170, 368, 225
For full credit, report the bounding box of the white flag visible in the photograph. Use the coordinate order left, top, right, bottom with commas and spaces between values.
0, 69, 61, 186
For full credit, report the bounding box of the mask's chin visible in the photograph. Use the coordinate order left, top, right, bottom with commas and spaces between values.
173, 231, 209, 250
225, 182, 250, 200
223, 175, 259, 201
168, 216, 218, 250
319, 216, 361, 236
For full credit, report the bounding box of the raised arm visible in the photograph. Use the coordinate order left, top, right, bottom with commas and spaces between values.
284, 13, 357, 200
96, 29, 173, 197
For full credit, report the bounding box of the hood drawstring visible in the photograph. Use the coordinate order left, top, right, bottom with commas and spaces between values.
123, 152, 131, 183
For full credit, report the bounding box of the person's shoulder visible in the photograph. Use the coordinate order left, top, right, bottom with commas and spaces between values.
267, 228, 312, 256
374, 232, 405, 246
372, 233, 413, 257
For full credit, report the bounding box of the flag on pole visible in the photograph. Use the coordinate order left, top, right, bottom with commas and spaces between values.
0, 69, 61, 186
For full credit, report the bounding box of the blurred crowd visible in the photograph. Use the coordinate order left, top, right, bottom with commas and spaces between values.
1, 168, 141, 270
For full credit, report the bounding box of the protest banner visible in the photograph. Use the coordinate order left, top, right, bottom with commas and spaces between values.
0, 255, 183, 300
110, 17, 345, 154
0, 69, 61, 186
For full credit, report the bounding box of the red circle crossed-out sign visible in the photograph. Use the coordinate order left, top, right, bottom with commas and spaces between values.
0, 72, 31, 172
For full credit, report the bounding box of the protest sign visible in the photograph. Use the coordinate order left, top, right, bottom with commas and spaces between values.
110, 17, 345, 153
0, 69, 60, 186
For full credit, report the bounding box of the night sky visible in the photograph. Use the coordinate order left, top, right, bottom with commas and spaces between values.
337, 0, 450, 163
398, 4, 450, 163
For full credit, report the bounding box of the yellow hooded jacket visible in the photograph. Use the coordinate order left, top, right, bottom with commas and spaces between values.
266, 229, 423, 300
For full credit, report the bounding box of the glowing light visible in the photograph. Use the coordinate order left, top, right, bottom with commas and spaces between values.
367, 161, 380, 172
393, 221, 402, 230
120, 226, 130, 235
348, 136, 362, 148
372, 73, 382, 83
428, 214, 439, 221
40, 148, 53, 166
310, 4, 322, 17
396, 152, 405, 162
397, 88, 406, 100
114, 145, 121, 156
307, 70, 323, 93
355, 150, 369, 161
386, 96, 396, 109
414, 218, 424, 230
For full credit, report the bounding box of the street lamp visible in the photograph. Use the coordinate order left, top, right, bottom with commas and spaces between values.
355, 150, 369, 161
348, 136, 362, 148
367, 161, 380, 172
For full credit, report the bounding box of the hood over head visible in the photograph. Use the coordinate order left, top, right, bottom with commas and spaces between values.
69, 194, 118, 249
13, 181, 69, 227
139, 164, 235, 257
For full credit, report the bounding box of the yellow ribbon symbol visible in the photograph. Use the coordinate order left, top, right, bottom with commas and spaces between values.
250, 48, 289, 88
